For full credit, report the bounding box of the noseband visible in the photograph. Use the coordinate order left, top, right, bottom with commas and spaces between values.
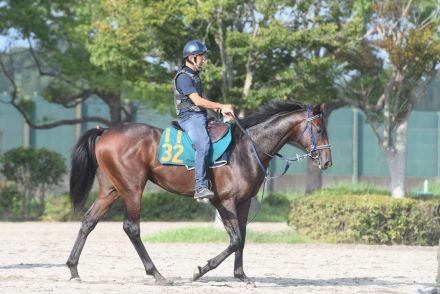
234, 106, 331, 180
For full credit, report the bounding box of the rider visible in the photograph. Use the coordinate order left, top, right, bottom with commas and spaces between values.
174, 40, 234, 201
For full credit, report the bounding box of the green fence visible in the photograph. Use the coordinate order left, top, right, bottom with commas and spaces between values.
0, 96, 439, 179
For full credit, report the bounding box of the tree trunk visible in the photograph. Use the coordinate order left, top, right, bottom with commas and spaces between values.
242, 62, 253, 97
20, 189, 26, 219
100, 91, 123, 125
38, 184, 46, 217
305, 158, 322, 194
436, 238, 440, 290
383, 120, 408, 198
214, 12, 233, 99
109, 101, 122, 125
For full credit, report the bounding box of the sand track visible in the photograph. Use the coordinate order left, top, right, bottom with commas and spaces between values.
0, 222, 437, 293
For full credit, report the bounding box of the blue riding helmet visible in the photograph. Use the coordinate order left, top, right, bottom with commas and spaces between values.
183, 40, 208, 58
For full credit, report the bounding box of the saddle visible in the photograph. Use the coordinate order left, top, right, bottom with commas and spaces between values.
159, 121, 232, 168
171, 118, 229, 143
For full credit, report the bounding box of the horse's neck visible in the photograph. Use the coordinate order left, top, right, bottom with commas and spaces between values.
247, 113, 301, 163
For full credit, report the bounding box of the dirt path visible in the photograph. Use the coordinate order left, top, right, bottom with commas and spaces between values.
0, 222, 437, 293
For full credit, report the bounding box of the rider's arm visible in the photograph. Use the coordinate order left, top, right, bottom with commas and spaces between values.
188, 93, 223, 112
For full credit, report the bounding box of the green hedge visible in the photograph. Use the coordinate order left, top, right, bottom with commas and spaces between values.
102, 191, 215, 221
288, 194, 440, 245
40, 192, 293, 222
42, 191, 216, 221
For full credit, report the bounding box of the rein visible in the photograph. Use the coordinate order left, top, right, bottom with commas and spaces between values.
233, 106, 331, 180
229, 106, 331, 224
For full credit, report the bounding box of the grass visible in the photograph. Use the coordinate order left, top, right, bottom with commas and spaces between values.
143, 226, 309, 244
412, 178, 440, 197
317, 181, 389, 196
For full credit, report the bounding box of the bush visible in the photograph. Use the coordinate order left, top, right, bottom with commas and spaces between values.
288, 194, 440, 245
42, 194, 72, 221
0, 184, 21, 220
72, 191, 214, 221
45, 191, 291, 222
251, 193, 292, 222
0, 147, 66, 219
262, 192, 291, 207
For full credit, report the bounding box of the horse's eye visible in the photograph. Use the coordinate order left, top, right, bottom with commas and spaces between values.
317, 127, 322, 134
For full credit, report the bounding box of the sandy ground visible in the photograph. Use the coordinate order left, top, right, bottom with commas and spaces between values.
0, 221, 438, 294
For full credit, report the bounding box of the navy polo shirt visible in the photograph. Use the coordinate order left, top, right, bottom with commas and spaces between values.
175, 66, 203, 96
175, 66, 205, 116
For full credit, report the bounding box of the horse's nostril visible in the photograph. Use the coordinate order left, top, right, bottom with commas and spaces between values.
324, 161, 332, 168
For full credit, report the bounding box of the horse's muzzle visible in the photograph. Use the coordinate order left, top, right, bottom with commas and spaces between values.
315, 150, 332, 170
322, 159, 332, 169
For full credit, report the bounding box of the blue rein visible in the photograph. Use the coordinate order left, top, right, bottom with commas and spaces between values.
236, 106, 331, 180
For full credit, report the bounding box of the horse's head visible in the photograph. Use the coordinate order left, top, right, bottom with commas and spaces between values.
292, 104, 332, 170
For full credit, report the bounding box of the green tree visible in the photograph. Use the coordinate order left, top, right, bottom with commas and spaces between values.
86, 0, 351, 196
0, 0, 167, 128
0, 147, 66, 218
336, 0, 440, 197
2, 0, 437, 198
85, 0, 347, 108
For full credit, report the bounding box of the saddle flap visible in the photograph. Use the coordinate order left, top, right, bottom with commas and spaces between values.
207, 120, 229, 143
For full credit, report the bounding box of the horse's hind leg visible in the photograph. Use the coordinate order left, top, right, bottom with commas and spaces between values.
122, 190, 170, 285
66, 170, 118, 280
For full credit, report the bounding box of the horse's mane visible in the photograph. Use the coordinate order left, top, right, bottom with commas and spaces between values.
230, 100, 307, 147
239, 100, 307, 128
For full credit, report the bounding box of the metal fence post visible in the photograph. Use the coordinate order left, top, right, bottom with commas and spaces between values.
438, 112, 440, 177
352, 108, 359, 184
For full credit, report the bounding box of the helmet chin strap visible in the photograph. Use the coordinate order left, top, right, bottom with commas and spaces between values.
187, 56, 202, 71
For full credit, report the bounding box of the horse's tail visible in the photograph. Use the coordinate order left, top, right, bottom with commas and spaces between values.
69, 127, 105, 215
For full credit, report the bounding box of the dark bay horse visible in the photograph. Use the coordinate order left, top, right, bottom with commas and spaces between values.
66, 100, 332, 284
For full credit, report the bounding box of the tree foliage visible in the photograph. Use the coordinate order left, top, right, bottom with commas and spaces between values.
0, 0, 151, 127
334, 0, 440, 196
1, 0, 439, 198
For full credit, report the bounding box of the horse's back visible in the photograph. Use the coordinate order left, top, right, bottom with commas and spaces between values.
95, 123, 162, 171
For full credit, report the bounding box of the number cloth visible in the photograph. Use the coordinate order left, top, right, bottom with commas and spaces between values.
158, 125, 231, 168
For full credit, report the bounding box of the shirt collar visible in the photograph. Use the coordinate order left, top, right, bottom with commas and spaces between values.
183, 65, 199, 74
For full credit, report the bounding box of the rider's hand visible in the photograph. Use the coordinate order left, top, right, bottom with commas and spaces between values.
221, 104, 234, 119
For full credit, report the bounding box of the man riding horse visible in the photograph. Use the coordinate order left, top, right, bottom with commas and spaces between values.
174, 40, 234, 201
66, 39, 332, 285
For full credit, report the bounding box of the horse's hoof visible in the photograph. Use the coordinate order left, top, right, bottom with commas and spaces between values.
196, 198, 211, 205
192, 266, 203, 281
235, 274, 253, 284
69, 277, 82, 283
155, 277, 172, 286
417, 287, 438, 294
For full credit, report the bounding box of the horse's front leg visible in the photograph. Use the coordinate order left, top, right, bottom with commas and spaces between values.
193, 199, 241, 281
234, 197, 252, 283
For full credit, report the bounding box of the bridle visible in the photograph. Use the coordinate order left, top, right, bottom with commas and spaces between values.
294, 106, 332, 165
234, 105, 331, 180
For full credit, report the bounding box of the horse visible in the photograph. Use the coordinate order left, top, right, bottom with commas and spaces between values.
66, 100, 332, 284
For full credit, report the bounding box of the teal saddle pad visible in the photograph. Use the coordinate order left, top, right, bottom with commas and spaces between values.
158, 125, 231, 168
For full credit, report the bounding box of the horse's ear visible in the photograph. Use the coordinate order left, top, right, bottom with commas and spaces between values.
313, 104, 325, 115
